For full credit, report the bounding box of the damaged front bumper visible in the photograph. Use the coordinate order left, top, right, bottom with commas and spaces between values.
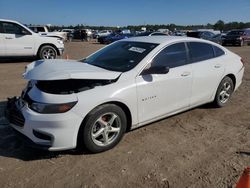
5, 97, 50, 150
5, 96, 83, 151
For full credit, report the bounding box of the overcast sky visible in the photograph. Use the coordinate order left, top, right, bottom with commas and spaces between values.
1, 0, 250, 26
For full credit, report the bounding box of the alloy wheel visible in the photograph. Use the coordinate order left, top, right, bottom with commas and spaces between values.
219, 81, 232, 104
42, 48, 56, 59
91, 112, 121, 147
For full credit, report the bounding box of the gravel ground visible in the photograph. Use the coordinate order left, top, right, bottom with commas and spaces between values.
0, 41, 249, 188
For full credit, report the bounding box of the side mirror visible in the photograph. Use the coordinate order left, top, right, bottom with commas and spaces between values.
141, 66, 170, 75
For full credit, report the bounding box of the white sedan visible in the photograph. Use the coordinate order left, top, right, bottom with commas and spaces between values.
6, 36, 244, 153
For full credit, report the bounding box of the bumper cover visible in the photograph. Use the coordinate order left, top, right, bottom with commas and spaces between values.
5, 97, 83, 151
5, 97, 50, 150
58, 48, 64, 56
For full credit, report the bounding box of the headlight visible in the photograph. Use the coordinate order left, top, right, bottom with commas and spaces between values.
29, 101, 77, 114
57, 39, 64, 44
237, 37, 242, 40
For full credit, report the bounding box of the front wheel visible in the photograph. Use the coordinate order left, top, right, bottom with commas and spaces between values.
213, 76, 234, 107
38, 45, 57, 59
80, 104, 127, 153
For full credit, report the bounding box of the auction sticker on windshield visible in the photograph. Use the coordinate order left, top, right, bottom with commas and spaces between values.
128, 47, 146, 53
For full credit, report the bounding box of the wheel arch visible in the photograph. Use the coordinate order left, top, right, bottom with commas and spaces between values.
225, 73, 236, 90
37, 43, 60, 56
76, 101, 133, 148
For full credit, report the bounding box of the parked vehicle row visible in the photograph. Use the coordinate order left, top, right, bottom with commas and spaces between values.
222, 29, 250, 46
0, 19, 64, 59
187, 29, 250, 46
97, 31, 168, 44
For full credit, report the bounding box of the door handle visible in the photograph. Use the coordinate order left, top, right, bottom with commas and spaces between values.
181, 72, 191, 77
5, 37, 13, 39
214, 64, 221, 68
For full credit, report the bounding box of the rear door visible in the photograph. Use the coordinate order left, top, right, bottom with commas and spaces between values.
0, 22, 5, 56
2, 21, 35, 56
187, 42, 225, 106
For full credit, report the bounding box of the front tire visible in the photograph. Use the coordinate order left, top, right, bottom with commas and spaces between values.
38, 45, 57, 59
81, 104, 127, 153
213, 76, 234, 107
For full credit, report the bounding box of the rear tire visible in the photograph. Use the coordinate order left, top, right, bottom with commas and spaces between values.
80, 104, 127, 153
213, 76, 234, 108
38, 45, 57, 59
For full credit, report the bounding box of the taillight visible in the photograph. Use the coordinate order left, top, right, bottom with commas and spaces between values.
241, 58, 246, 65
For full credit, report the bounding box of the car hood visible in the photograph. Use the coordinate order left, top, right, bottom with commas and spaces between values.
23, 59, 122, 81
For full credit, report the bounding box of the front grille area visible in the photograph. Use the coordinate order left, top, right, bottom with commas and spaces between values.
6, 97, 25, 127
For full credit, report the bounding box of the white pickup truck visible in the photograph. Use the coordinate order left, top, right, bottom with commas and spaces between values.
28, 25, 67, 41
0, 19, 64, 59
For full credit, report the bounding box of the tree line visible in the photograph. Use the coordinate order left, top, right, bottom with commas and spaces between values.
51, 20, 250, 32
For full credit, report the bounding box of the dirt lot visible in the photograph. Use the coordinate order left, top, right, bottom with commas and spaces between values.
0, 41, 249, 188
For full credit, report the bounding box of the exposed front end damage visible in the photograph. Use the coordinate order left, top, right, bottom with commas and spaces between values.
36, 78, 118, 94
5, 58, 121, 150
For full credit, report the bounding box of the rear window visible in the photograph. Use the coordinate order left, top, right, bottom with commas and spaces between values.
29, 27, 46, 33
188, 42, 214, 63
213, 45, 225, 57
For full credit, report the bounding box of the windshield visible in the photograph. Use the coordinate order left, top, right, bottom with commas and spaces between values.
80, 41, 158, 72
227, 30, 244, 35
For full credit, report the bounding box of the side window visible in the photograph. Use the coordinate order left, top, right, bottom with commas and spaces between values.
3, 22, 31, 35
188, 42, 214, 63
213, 45, 225, 57
2, 22, 23, 34
150, 42, 188, 69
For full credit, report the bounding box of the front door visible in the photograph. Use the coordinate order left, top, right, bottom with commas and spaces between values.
2, 21, 35, 56
136, 42, 192, 124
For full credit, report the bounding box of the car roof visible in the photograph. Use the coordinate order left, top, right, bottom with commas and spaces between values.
122, 36, 208, 45
0, 19, 19, 23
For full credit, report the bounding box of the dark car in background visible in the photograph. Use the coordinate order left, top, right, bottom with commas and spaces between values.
100, 33, 134, 44
186, 31, 227, 45
210, 34, 224, 45
222, 29, 250, 46
98, 31, 167, 44
98, 30, 135, 44
73, 29, 92, 41
187, 31, 216, 40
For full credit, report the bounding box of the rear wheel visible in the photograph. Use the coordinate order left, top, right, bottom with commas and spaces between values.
38, 45, 57, 59
213, 76, 234, 107
80, 104, 127, 153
